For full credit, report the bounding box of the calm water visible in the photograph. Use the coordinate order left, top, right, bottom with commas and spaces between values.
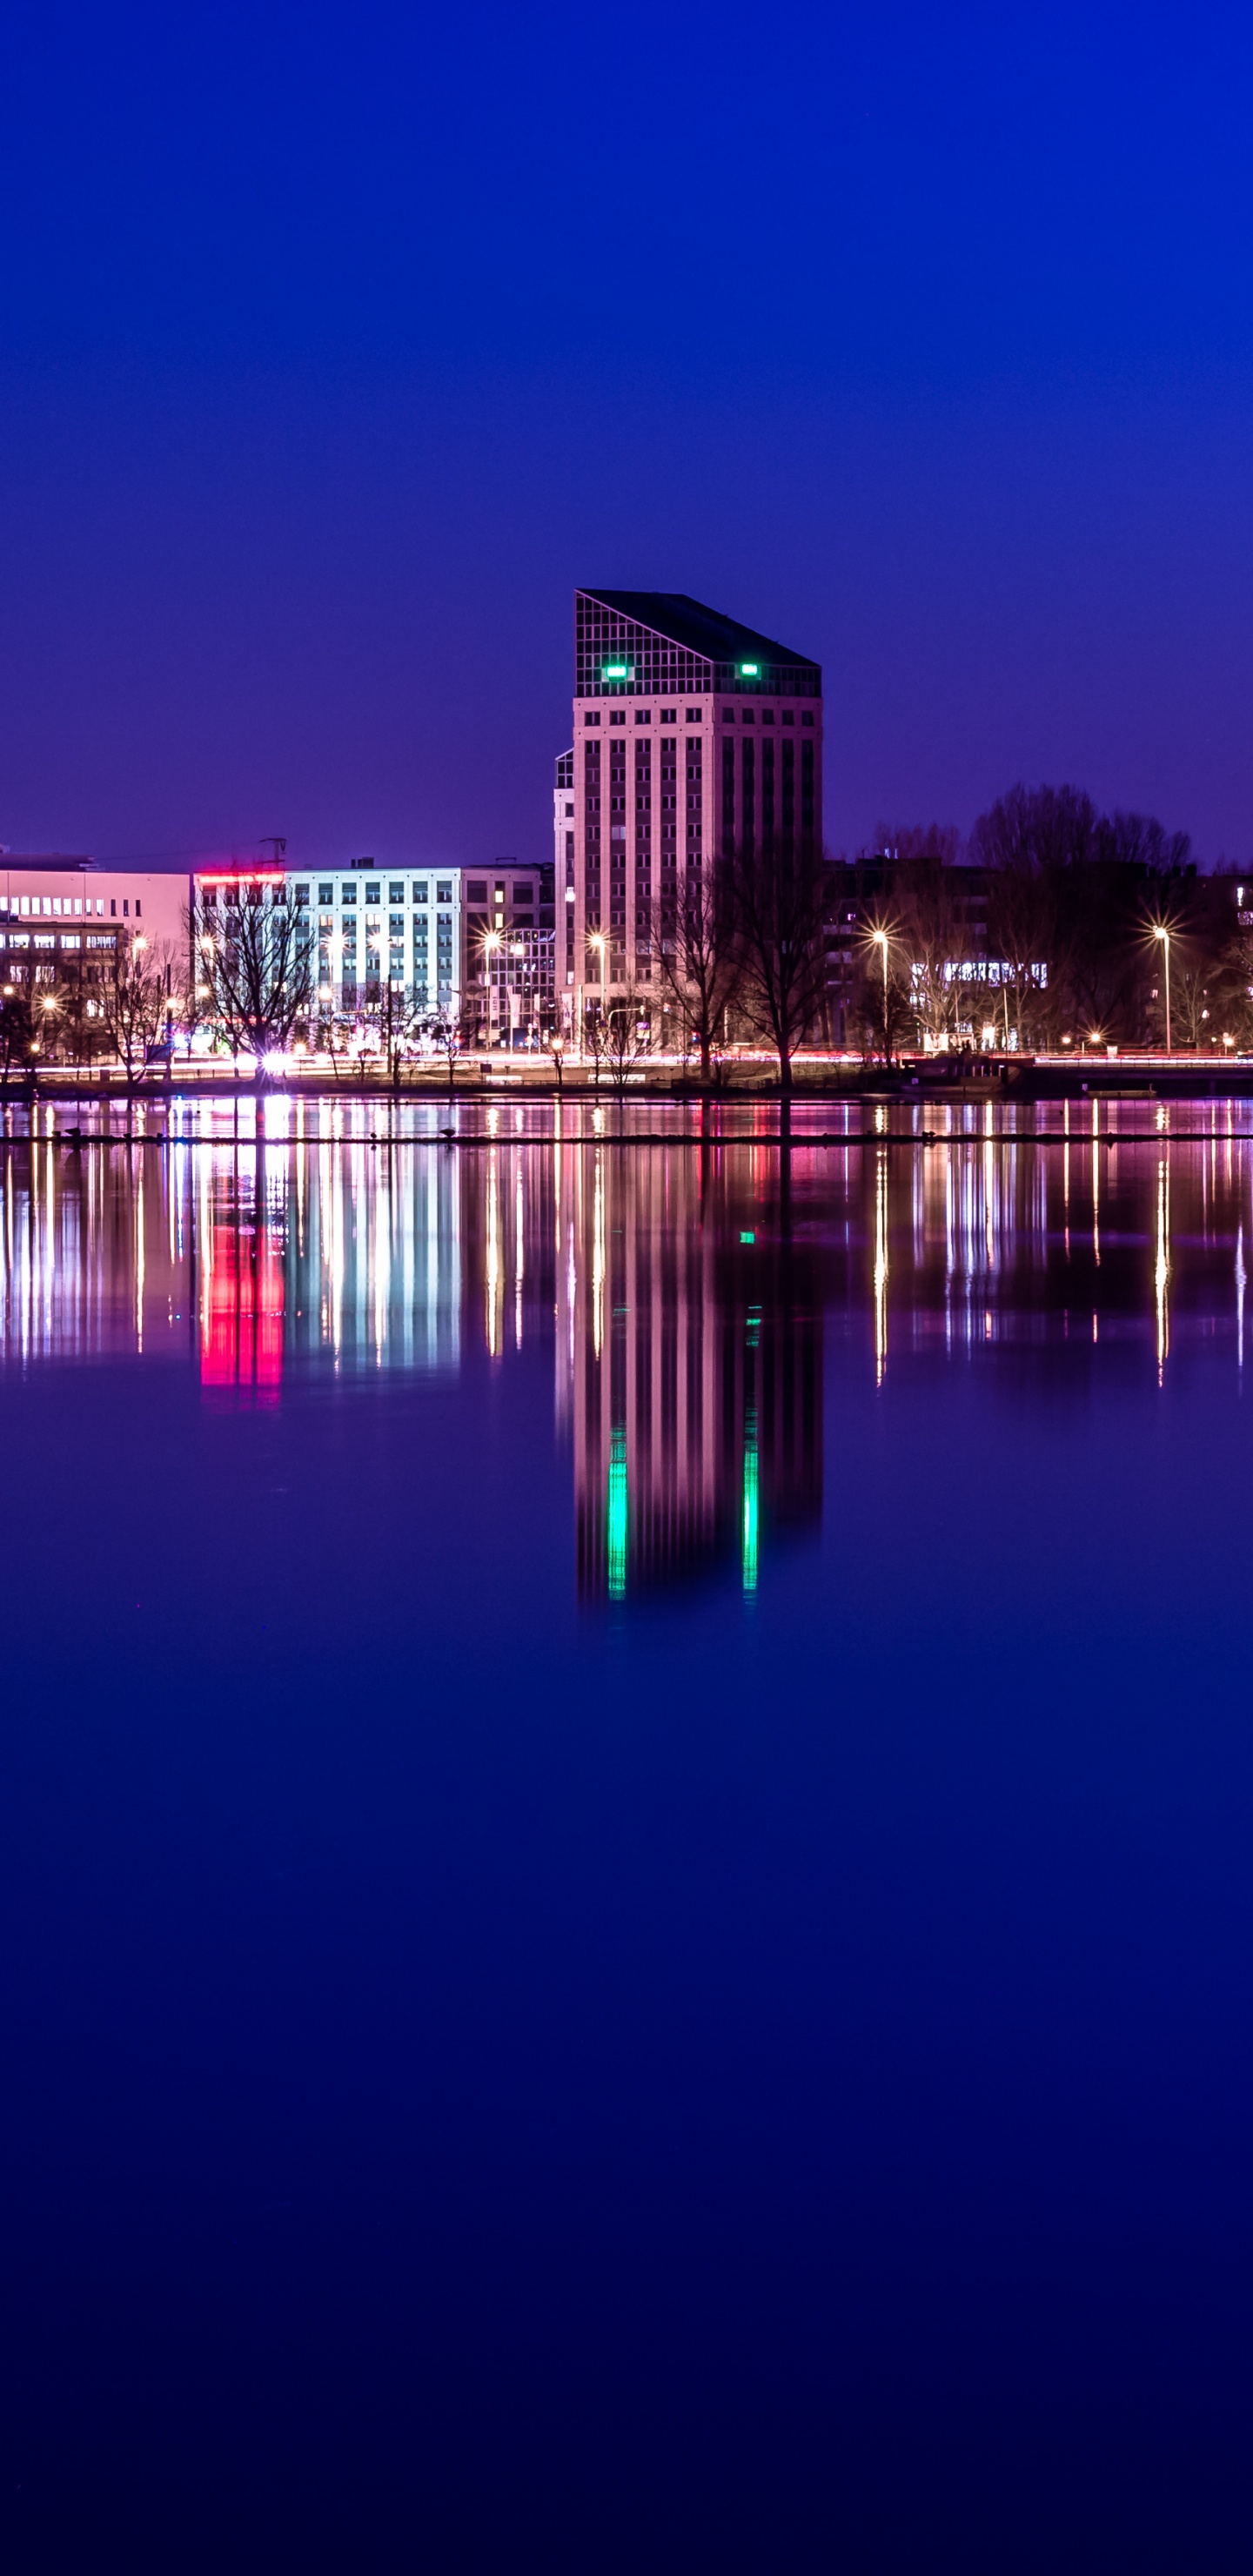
3, 1093, 1253, 2570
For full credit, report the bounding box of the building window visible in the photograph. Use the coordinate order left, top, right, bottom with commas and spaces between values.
437, 882, 452, 902
319, 882, 333, 902
802, 713, 814, 726
342, 883, 357, 902
413, 882, 428, 903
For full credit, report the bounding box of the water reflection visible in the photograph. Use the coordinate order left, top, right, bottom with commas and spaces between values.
3, 1097, 1253, 1596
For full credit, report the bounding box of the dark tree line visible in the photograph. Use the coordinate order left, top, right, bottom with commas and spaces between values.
649, 837, 830, 1093
847, 784, 1243, 1053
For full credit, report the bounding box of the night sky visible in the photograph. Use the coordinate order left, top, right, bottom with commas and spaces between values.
2, 2, 1250, 871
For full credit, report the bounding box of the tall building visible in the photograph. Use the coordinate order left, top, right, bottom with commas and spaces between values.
563, 590, 823, 1027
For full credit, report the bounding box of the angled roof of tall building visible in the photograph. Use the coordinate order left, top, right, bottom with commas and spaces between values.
581, 592, 819, 672
575, 590, 821, 699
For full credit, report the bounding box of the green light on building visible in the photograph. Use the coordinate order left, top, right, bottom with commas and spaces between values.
601, 661, 633, 681
739, 661, 760, 676
742, 1408, 759, 1595
607, 1424, 628, 1599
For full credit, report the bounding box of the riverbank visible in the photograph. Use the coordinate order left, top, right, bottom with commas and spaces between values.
10, 1050, 1253, 1108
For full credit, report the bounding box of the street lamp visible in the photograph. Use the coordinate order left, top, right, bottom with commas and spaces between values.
1153, 924, 1171, 1055
871, 928, 889, 1061
482, 929, 500, 1048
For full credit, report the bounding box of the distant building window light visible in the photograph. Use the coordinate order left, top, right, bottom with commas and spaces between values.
739, 661, 760, 677
601, 661, 633, 680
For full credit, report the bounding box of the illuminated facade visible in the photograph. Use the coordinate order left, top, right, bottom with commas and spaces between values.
0, 855, 189, 1016
554, 749, 574, 990
271, 864, 461, 1023
460, 862, 556, 1047
566, 590, 823, 1024
191, 862, 556, 1040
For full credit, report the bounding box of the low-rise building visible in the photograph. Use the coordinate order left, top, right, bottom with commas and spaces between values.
461, 861, 556, 1047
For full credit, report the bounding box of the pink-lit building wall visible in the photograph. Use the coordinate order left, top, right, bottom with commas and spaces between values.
564, 590, 823, 1024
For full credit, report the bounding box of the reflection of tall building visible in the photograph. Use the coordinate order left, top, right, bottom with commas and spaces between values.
553, 1141, 823, 1600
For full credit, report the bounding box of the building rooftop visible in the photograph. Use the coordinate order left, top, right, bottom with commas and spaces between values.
0, 853, 95, 871
575, 590, 821, 699
580, 591, 820, 674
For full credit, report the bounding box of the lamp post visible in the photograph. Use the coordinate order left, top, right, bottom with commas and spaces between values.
872, 928, 889, 1061
482, 929, 500, 1049
1154, 925, 1171, 1056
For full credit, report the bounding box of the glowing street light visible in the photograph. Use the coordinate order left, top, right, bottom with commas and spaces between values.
1153, 924, 1172, 1055
869, 926, 890, 1060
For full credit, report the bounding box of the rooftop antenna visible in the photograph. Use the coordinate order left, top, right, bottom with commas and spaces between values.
258, 836, 287, 863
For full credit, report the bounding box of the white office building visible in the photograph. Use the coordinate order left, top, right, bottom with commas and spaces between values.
277, 864, 461, 1019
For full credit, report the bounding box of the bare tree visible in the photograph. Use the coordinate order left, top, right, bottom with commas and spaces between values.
600, 992, 653, 1098
971, 784, 1097, 1047
364, 981, 425, 1092
189, 881, 312, 1069
99, 934, 174, 1102
853, 943, 915, 1063
652, 865, 741, 1079
731, 839, 831, 1099
0, 978, 40, 1097
422, 998, 468, 1099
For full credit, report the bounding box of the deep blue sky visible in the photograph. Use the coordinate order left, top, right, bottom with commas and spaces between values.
2, 2, 1251, 870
